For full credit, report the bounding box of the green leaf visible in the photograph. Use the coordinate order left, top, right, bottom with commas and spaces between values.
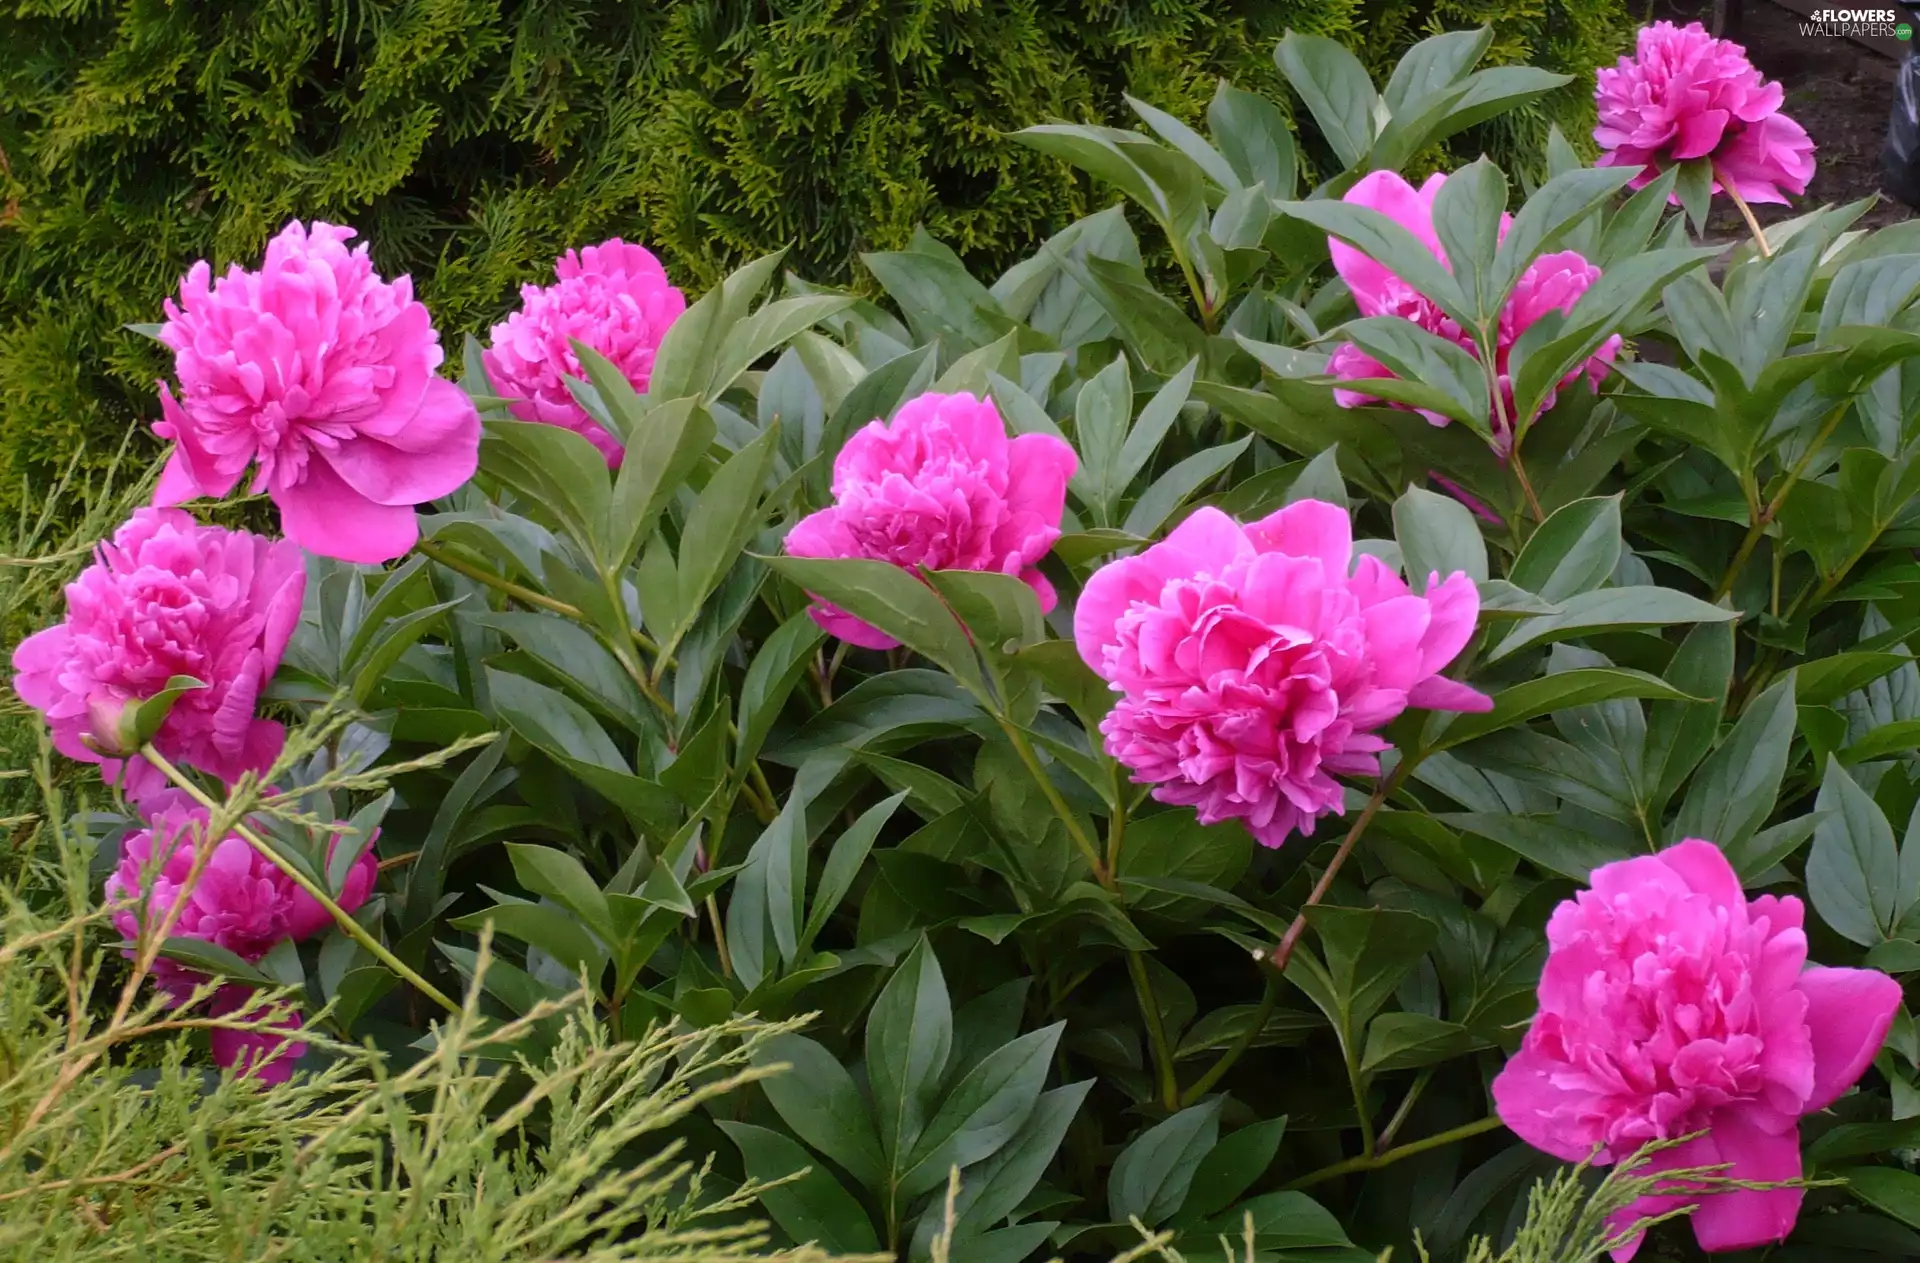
1646, 620, 1735, 812
504, 843, 613, 944
126, 675, 209, 750
479, 419, 613, 561
605, 398, 715, 574
1491, 167, 1642, 302
867, 937, 953, 1166
1440, 813, 1627, 882
1799, 653, 1917, 707
898, 1022, 1064, 1200
1431, 156, 1507, 321
473, 611, 648, 734
802, 791, 907, 950
1015, 640, 1116, 731
1671, 673, 1797, 854
1360, 1011, 1490, 1073
946, 1081, 1093, 1236
1339, 316, 1490, 431
1382, 28, 1491, 117
1176, 1116, 1288, 1225
718, 1122, 881, 1253
1108, 1098, 1224, 1227
486, 669, 677, 834
1075, 353, 1133, 518
1429, 669, 1698, 752
708, 294, 856, 397
766, 556, 983, 695
753, 1033, 886, 1192
672, 426, 778, 643
1809, 757, 1901, 946
1126, 93, 1240, 191
1272, 200, 1470, 327
925, 569, 1046, 657
737, 611, 828, 769
450, 902, 606, 979
1273, 32, 1378, 169
1122, 436, 1251, 539
156, 938, 275, 987
1845, 1166, 1920, 1231
1207, 82, 1295, 199
1488, 586, 1735, 662
863, 246, 1013, 354
1288, 905, 1438, 1036
1393, 483, 1488, 589
1508, 496, 1621, 602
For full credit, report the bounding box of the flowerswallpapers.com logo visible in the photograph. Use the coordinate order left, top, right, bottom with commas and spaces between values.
1800, 6, 1909, 35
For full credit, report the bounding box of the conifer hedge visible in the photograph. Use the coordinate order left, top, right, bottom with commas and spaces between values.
0, 0, 1626, 524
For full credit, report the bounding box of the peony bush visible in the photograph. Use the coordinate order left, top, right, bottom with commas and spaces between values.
14, 19, 1920, 1263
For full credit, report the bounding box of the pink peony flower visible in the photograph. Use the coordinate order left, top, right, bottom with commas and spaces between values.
104, 793, 379, 999
785, 391, 1078, 650
153, 220, 481, 564
1329, 171, 1620, 449
1493, 840, 1901, 1257
1073, 501, 1490, 848
1596, 21, 1815, 206
483, 239, 686, 466
10, 508, 304, 789
206, 984, 308, 1084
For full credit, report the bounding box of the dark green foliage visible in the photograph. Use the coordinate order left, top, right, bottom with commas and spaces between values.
0, 0, 1627, 527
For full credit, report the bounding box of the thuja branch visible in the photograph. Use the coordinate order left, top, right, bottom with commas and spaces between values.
142, 746, 460, 1015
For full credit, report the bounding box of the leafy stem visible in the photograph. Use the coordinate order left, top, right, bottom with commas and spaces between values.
1127, 951, 1182, 1113
996, 717, 1108, 884
1713, 400, 1849, 602
1181, 976, 1277, 1107
1258, 764, 1407, 974
1285, 1114, 1507, 1190
1718, 166, 1772, 258
141, 745, 461, 1015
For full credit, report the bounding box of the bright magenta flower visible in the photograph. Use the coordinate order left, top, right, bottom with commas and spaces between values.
1074, 501, 1488, 848
484, 239, 686, 466
10, 508, 304, 790
104, 794, 378, 998
1595, 21, 1815, 205
785, 391, 1078, 649
1493, 840, 1900, 1257
1327, 171, 1619, 447
206, 984, 308, 1084
153, 221, 481, 564
105, 794, 377, 1082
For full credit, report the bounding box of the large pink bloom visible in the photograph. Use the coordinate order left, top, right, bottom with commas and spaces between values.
1493, 840, 1901, 1257
10, 508, 304, 789
1074, 501, 1490, 848
1596, 21, 1815, 206
105, 794, 379, 997
153, 220, 481, 564
1329, 171, 1620, 449
785, 391, 1078, 650
106, 794, 378, 1081
483, 239, 686, 466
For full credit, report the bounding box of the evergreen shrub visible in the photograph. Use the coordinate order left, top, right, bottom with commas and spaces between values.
0, 0, 1627, 526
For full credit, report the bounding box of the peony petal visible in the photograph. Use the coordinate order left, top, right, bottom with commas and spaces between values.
1331, 171, 1444, 310
275, 456, 422, 564
1246, 499, 1353, 575
1798, 965, 1902, 1112
1406, 674, 1492, 713
1687, 1107, 1805, 1253
1493, 1045, 1598, 1162
1670, 107, 1731, 160
1074, 508, 1250, 671
1656, 838, 1747, 910
809, 602, 900, 651
320, 378, 481, 504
